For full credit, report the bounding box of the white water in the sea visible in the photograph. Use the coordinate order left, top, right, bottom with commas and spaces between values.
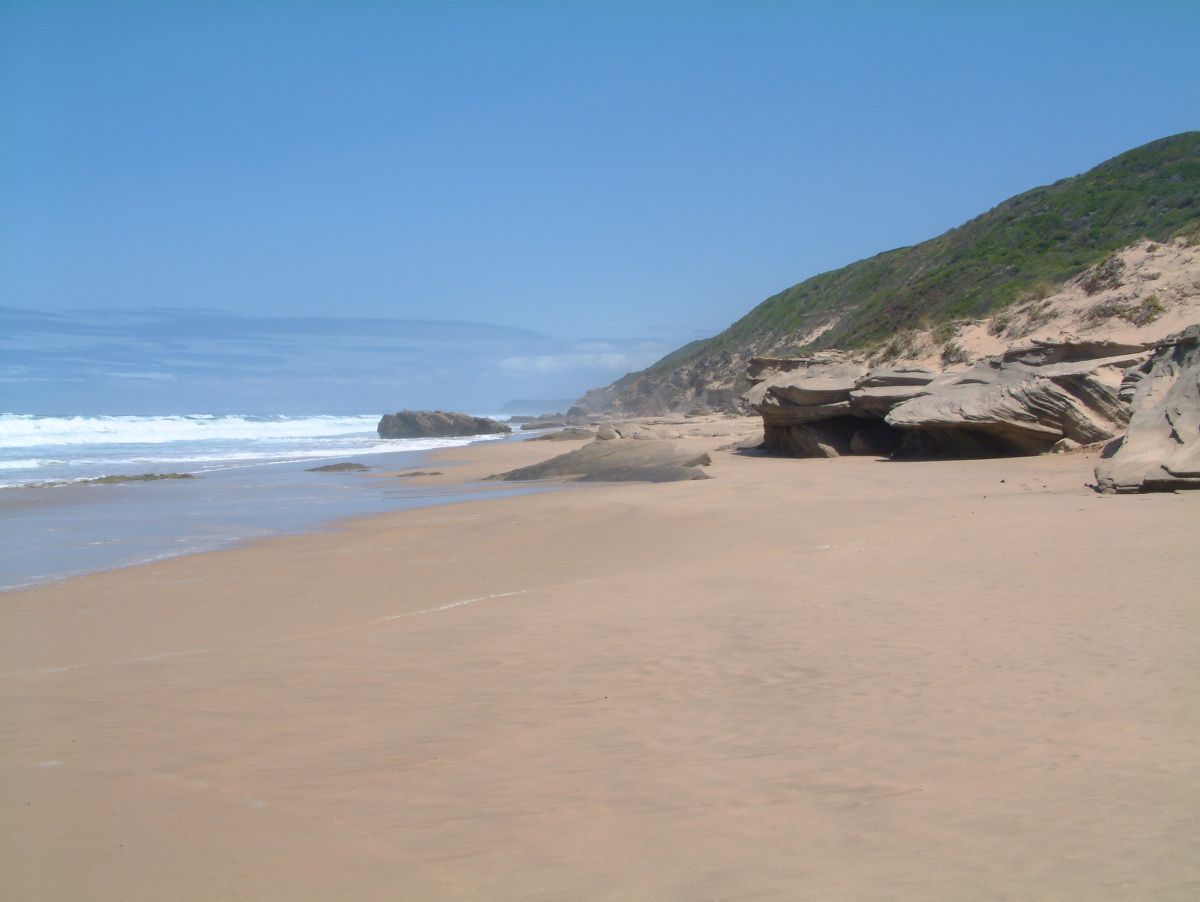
0, 413, 505, 487
0, 412, 527, 590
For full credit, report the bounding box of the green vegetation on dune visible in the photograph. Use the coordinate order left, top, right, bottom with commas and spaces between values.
725, 131, 1200, 352
629, 336, 715, 381
746, 132, 1200, 351
641, 132, 1200, 380
580, 132, 1200, 413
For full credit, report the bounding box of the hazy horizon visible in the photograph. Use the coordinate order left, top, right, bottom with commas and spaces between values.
1, 305, 689, 415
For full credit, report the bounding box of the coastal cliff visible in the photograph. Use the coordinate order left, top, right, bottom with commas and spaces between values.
577, 132, 1200, 416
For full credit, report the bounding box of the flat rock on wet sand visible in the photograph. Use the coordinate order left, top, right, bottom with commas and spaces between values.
527, 426, 596, 441
305, 462, 371, 473
489, 438, 712, 482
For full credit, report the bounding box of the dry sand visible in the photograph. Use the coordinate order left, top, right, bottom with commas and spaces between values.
2, 422, 1198, 900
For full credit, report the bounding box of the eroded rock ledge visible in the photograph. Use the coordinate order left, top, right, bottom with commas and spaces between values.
489, 439, 711, 483
1095, 325, 1200, 492
747, 337, 1157, 459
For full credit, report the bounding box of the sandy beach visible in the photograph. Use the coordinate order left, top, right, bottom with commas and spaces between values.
2, 421, 1198, 901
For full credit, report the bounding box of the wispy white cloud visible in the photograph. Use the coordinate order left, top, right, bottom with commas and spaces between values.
0, 306, 695, 414
498, 351, 656, 374
103, 371, 178, 382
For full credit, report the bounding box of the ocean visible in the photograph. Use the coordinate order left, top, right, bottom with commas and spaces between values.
0, 413, 526, 591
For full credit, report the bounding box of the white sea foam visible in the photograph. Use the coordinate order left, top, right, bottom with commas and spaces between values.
0, 413, 384, 448
0, 458, 48, 470
0, 412, 510, 488
119, 437, 500, 465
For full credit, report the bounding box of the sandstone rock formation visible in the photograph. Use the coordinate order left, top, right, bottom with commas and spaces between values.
528, 427, 596, 441
885, 342, 1148, 456
489, 439, 711, 483
377, 411, 511, 439
744, 355, 868, 456
1095, 325, 1200, 492
748, 339, 1153, 458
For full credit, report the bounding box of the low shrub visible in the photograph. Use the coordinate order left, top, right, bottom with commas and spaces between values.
1080, 255, 1126, 295
1124, 294, 1165, 326
930, 321, 959, 345
941, 340, 972, 365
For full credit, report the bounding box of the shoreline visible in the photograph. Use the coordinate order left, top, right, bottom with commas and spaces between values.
2, 422, 1198, 900
0, 433, 530, 593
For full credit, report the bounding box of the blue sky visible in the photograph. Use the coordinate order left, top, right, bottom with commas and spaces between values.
2, 1, 1198, 413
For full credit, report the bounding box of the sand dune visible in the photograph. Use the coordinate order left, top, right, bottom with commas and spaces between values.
2, 424, 1198, 900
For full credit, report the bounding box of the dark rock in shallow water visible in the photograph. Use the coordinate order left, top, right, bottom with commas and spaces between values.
1095, 325, 1200, 493
306, 462, 370, 472
377, 410, 511, 439
488, 439, 711, 483
20, 472, 197, 489
394, 470, 443, 478
90, 472, 196, 483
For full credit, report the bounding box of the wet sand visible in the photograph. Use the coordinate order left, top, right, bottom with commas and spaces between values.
2, 421, 1198, 900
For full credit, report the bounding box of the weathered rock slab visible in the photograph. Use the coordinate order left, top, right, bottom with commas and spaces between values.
886, 351, 1146, 456
1095, 325, 1200, 492
528, 427, 596, 441
746, 339, 1153, 459
488, 439, 711, 483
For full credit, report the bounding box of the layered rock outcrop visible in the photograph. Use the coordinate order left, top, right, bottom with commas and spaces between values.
884, 341, 1147, 456
745, 356, 878, 457
1095, 326, 1200, 492
748, 339, 1154, 458
377, 410, 511, 439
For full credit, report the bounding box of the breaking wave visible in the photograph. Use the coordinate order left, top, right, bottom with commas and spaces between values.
0, 413, 508, 487
0, 414, 384, 448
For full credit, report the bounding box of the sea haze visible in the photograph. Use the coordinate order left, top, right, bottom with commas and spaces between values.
0, 307, 701, 415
